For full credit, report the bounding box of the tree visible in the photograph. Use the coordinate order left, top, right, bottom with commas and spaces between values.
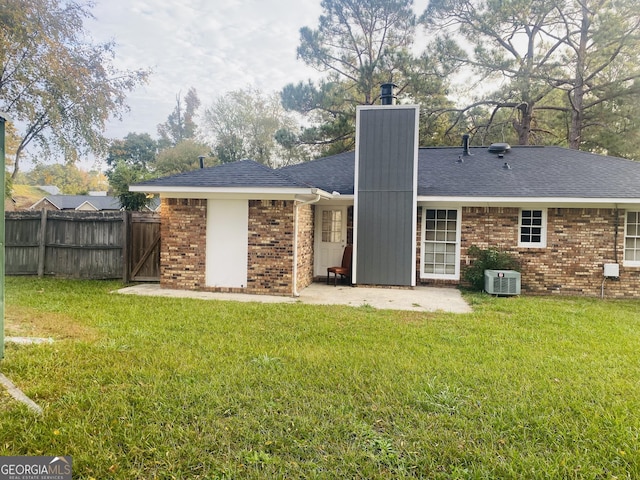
423, 0, 640, 153
201, 88, 307, 167
105, 133, 157, 210
0, 0, 150, 179
423, 0, 567, 145
157, 87, 200, 150
154, 139, 213, 176
282, 0, 421, 153
553, 0, 640, 150
283, 0, 456, 153
23, 163, 106, 194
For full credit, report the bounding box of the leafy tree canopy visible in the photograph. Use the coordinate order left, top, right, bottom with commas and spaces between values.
157, 87, 201, 150
21, 163, 107, 195
201, 88, 308, 167
0, 0, 150, 178
154, 139, 213, 176
422, 0, 640, 155
105, 133, 157, 210
283, 0, 454, 154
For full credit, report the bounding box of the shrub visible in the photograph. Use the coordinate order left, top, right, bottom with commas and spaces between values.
463, 246, 520, 291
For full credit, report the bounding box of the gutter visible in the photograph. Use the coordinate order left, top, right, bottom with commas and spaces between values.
292, 189, 324, 297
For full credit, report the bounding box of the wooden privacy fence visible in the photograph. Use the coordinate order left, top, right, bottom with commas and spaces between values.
5, 210, 161, 282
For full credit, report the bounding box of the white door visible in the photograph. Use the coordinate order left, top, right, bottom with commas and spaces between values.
206, 199, 248, 288
314, 206, 348, 277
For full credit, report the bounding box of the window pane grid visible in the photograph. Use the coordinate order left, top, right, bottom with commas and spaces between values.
625, 211, 640, 263
520, 209, 545, 245
321, 210, 342, 243
423, 209, 457, 275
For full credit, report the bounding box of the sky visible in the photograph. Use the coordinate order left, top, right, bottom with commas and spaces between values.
87, 0, 431, 142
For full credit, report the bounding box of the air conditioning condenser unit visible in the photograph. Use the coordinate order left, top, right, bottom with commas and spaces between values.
484, 270, 521, 295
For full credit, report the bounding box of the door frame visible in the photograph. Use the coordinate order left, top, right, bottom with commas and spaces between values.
313, 204, 349, 277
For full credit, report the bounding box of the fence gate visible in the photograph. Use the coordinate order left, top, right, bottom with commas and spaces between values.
127, 212, 161, 282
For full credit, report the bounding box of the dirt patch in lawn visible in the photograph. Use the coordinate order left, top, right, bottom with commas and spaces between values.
5, 306, 100, 341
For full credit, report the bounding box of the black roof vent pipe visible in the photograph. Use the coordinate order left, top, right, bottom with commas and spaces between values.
199, 155, 205, 169
380, 83, 397, 105
462, 134, 472, 156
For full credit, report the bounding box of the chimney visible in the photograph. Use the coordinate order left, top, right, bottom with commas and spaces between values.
380, 83, 397, 105
462, 134, 472, 156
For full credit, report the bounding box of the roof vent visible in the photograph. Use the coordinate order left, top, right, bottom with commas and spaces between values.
488, 143, 511, 154
380, 83, 397, 105
462, 134, 472, 156
503, 162, 511, 170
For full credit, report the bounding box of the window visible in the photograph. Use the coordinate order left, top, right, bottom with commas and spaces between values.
422, 208, 460, 279
519, 209, 546, 248
625, 211, 640, 266
321, 209, 343, 243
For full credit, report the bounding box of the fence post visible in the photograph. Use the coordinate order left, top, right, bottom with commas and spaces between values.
37, 209, 48, 277
0, 114, 6, 359
122, 210, 130, 283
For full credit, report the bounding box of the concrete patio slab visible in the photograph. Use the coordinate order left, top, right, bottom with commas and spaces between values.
116, 283, 472, 313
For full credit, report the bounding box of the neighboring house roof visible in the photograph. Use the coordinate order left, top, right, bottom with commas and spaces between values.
30, 195, 122, 211
131, 146, 640, 202
36, 185, 62, 195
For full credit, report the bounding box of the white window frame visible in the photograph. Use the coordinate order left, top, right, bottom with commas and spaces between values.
518, 208, 547, 248
624, 210, 640, 267
420, 207, 461, 280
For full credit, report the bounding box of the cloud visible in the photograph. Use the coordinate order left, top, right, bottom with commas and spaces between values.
89, 0, 323, 139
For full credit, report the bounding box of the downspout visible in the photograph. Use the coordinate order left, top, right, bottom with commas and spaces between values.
293, 192, 322, 297
613, 205, 619, 264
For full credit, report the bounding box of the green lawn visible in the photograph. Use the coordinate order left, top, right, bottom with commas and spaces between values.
1, 278, 639, 479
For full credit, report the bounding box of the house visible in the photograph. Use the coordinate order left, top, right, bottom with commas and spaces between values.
30, 194, 122, 211
131, 102, 640, 298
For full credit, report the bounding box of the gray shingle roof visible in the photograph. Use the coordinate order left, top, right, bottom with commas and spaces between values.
279, 151, 355, 195
134, 159, 311, 189
279, 145, 640, 199
36, 195, 122, 210
417, 145, 640, 198
132, 147, 640, 200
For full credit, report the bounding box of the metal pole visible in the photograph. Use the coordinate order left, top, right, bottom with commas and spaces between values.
0, 115, 6, 359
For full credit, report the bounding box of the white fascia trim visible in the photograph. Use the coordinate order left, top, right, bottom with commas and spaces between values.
417, 196, 640, 207
129, 185, 333, 199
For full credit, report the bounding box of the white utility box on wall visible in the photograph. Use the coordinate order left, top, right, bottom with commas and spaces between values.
603, 263, 620, 278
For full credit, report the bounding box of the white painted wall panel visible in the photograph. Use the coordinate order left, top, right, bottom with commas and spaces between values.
206, 199, 248, 288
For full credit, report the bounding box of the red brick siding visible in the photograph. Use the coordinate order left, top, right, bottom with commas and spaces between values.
160, 198, 207, 290
160, 198, 300, 295
446, 206, 639, 297
296, 204, 315, 292
247, 200, 295, 295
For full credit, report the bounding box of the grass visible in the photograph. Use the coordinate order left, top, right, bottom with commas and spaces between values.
1, 277, 639, 479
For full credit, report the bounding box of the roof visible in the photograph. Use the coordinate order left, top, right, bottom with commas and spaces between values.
133, 159, 312, 189
30, 195, 122, 211
131, 146, 640, 201
415, 145, 640, 198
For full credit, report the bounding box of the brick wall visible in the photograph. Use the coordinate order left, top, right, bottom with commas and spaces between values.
160, 198, 207, 290
296, 204, 315, 292
456, 206, 639, 297
247, 200, 295, 295
162, 199, 639, 298
161, 198, 307, 295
